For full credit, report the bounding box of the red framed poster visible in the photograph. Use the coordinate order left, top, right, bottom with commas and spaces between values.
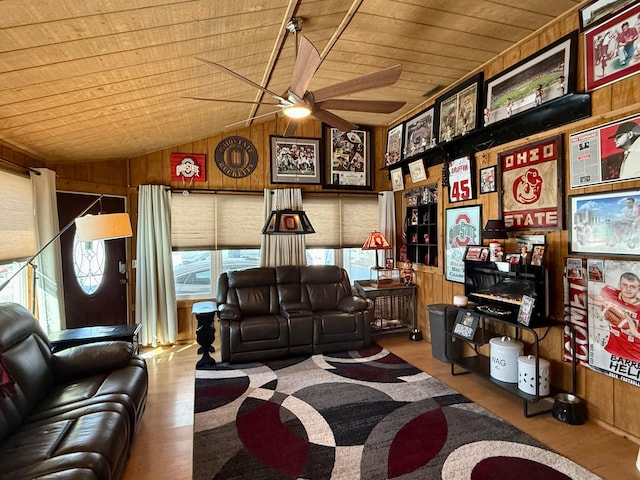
498, 136, 563, 231
170, 153, 206, 183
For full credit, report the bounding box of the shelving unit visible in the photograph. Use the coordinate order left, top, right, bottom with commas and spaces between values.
405, 202, 438, 266
444, 305, 574, 418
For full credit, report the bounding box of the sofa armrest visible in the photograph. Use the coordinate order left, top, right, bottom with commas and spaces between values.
218, 303, 242, 321
52, 341, 133, 382
338, 296, 368, 313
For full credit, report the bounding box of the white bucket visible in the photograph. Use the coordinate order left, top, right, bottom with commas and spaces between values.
489, 336, 523, 383
518, 355, 550, 396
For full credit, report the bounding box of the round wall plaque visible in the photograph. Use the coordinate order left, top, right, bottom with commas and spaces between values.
214, 136, 258, 178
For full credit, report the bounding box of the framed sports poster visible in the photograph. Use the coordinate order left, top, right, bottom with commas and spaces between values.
587, 259, 640, 387
568, 188, 640, 256
569, 112, 640, 188
385, 123, 404, 165
323, 124, 373, 190
445, 205, 482, 283
390, 168, 404, 192
484, 31, 577, 125
402, 107, 436, 161
270, 136, 321, 184
435, 73, 483, 143
448, 156, 475, 203
499, 136, 563, 231
584, 3, 640, 91
579, 0, 637, 31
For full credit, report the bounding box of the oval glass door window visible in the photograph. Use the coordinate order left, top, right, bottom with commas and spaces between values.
72, 233, 106, 295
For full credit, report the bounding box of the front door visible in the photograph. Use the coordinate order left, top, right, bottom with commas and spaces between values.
57, 192, 128, 328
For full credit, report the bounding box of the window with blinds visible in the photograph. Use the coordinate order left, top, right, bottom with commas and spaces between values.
0, 169, 36, 262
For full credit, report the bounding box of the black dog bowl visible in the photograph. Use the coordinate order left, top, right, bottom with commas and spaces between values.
552, 393, 586, 425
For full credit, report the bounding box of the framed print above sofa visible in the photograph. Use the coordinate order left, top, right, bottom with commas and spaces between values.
323, 124, 373, 190
270, 136, 321, 184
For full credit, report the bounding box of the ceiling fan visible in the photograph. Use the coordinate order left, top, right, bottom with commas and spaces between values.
189, 35, 406, 136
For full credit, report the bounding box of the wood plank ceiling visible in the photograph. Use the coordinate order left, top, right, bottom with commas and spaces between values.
0, 0, 582, 164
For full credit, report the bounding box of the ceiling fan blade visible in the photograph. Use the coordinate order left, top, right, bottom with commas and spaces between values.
184, 96, 279, 106
316, 99, 406, 113
283, 118, 298, 137
289, 36, 322, 99
195, 57, 287, 102
312, 109, 357, 132
312, 64, 402, 103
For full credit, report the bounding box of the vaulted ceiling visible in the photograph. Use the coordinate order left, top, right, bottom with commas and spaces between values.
0, 0, 583, 164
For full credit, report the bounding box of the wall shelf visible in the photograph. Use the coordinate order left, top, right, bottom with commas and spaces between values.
383, 93, 592, 175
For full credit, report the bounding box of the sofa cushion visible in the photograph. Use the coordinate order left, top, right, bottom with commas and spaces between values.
52, 341, 133, 383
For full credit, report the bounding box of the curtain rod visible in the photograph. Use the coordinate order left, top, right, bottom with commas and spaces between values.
171, 188, 381, 196
0, 158, 41, 175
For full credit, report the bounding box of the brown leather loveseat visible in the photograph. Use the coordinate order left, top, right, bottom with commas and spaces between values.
0, 303, 148, 480
217, 265, 372, 363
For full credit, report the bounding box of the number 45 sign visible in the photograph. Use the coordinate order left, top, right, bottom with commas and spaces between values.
448, 156, 475, 203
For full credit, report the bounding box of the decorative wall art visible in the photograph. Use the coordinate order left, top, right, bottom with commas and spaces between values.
390, 168, 404, 192
584, 3, 640, 91
402, 107, 436, 161
385, 123, 404, 165
484, 31, 577, 125
498, 136, 563, 231
435, 73, 483, 143
479, 166, 497, 194
587, 258, 640, 387
323, 125, 373, 190
270, 136, 321, 184
214, 136, 258, 179
569, 112, 640, 188
447, 156, 475, 203
408, 159, 427, 183
579, 0, 637, 30
170, 153, 206, 184
569, 188, 640, 256
445, 205, 482, 283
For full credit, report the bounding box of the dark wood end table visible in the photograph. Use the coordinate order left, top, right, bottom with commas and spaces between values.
192, 301, 217, 369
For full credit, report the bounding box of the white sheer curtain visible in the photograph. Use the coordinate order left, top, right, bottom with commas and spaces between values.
260, 188, 307, 266
135, 185, 177, 347
379, 191, 396, 255
30, 168, 65, 332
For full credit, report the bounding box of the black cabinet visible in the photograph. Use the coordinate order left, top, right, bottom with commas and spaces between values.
405, 203, 437, 266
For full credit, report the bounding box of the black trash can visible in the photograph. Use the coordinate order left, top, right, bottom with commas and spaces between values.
426, 304, 463, 362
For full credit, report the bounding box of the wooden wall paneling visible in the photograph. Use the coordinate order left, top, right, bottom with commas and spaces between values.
613, 380, 640, 438
585, 367, 615, 424
610, 79, 640, 111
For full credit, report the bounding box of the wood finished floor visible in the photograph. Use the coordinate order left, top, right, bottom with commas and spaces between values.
123, 335, 640, 480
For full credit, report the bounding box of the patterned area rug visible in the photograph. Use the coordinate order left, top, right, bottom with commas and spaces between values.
193, 344, 600, 480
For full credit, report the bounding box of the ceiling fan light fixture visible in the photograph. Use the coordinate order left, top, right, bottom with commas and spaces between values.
283, 104, 312, 119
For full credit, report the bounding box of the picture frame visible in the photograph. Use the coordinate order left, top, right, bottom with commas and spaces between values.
569, 112, 640, 188
390, 167, 404, 192
579, 0, 637, 31
569, 188, 640, 256
479, 165, 497, 194
385, 123, 404, 166
445, 205, 482, 283
517, 295, 535, 326
584, 3, 640, 91
435, 73, 483, 143
498, 135, 563, 231
530, 245, 545, 266
587, 258, 604, 282
323, 124, 373, 190
402, 107, 436, 160
408, 159, 428, 183
484, 31, 577, 126
270, 136, 321, 184
453, 309, 480, 341
448, 156, 475, 203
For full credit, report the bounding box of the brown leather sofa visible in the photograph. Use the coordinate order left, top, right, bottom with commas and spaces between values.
0, 303, 148, 480
217, 265, 372, 363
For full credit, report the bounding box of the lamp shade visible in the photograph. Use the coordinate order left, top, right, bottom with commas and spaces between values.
483, 219, 508, 239
75, 213, 133, 242
362, 231, 391, 250
262, 209, 315, 235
